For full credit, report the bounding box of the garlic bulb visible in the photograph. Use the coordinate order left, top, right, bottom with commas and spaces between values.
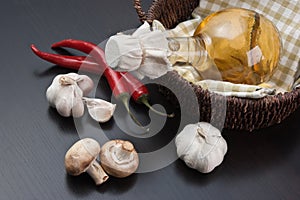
54, 85, 84, 117
83, 97, 116, 123
46, 73, 87, 118
175, 122, 227, 173
60, 73, 94, 96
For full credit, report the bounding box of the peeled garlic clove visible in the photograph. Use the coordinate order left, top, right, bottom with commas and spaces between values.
175, 122, 227, 173
83, 97, 116, 123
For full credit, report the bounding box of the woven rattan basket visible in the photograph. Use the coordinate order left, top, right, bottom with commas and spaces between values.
133, 0, 300, 131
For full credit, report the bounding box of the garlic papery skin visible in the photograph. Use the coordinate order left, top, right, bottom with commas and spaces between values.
82, 97, 116, 123
175, 122, 227, 173
60, 73, 94, 96
46, 73, 84, 118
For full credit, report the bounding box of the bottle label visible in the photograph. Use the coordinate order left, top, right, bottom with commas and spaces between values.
247, 46, 263, 67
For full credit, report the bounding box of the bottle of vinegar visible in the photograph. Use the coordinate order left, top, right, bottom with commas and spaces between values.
167, 8, 281, 85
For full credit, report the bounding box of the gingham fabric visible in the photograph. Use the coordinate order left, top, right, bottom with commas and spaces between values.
153, 0, 300, 98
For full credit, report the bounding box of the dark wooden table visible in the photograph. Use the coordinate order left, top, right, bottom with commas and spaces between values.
1, 0, 300, 199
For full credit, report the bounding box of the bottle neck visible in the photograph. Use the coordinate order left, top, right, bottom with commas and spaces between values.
166, 36, 223, 81
166, 36, 207, 67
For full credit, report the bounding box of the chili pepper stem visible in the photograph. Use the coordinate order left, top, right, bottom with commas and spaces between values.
119, 95, 148, 131
139, 96, 175, 118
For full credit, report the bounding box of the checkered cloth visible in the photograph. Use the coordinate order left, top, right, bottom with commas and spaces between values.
153, 0, 300, 98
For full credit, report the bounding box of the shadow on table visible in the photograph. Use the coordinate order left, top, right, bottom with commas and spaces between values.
174, 109, 300, 183
65, 172, 138, 196
33, 65, 77, 77
46, 107, 77, 133
174, 159, 219, 186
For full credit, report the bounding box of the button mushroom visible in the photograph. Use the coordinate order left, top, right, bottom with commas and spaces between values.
65, 138, 109, 185
100, 140, 139, 178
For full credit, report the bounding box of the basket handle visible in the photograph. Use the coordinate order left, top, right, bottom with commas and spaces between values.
133, 0, 148, 22
134, 0, 199, 28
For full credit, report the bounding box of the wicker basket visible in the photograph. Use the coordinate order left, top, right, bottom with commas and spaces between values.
133, 0, 300, 131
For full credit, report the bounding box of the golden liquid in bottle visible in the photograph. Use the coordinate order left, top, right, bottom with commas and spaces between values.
193, 8, 281, 85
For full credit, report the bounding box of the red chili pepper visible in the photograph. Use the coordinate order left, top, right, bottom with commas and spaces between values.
51, 39, 174, 117
51, 39, 107, 68
120, 72, 174, 117
31, 39, 173, 126
31, 44, 101, 73
31, 44, 144, 127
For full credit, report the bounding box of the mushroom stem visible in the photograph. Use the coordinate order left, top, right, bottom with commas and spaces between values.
100, 140, 139, 178
112, 141, 134, 164
86, 160, 109, 185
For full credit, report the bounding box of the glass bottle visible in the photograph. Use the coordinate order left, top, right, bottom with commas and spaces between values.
167, 8, 281, 85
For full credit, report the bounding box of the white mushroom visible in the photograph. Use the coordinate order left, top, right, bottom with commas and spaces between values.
100, 140, 139, 178
82, 97, 116, 123
175, 122, 227, 173
65, 138, 109, 185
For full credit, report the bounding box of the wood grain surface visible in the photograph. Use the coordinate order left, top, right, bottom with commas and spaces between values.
0, 0, 299, 199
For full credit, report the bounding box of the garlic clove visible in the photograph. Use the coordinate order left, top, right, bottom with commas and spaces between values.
71, 99, 85, 118
55, 86, 85, 118
83, 97, 116, 123
54, 86, 76, 117
71, 84, 85, 118
55, 97, 72, 117
76, 75, 94, 96
46, 75, 64, 107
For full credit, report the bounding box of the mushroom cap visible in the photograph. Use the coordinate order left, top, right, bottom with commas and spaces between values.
65, 138, 100, 176
100, 140, 139, 178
